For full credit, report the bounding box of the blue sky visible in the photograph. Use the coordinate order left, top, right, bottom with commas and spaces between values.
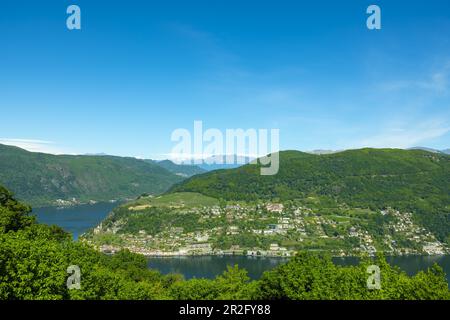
0, 0, 449, 158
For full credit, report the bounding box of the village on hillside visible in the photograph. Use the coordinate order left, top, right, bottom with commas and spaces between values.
86, 194, 448, 258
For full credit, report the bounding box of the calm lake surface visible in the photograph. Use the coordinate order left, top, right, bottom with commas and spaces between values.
147, 255, 450, 283
34, 205, 450, 284
33, 202, 118, 240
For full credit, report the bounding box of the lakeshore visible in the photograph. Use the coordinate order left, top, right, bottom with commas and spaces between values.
33, 204, 450, 285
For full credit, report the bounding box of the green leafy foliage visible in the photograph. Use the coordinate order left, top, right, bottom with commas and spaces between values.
0, 185, 449, 300
0, 185, 34, 233
255, 252, 450, 300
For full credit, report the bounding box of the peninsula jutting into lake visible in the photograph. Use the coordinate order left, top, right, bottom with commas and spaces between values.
1, 0, 450, 305
83, 149, 449, 259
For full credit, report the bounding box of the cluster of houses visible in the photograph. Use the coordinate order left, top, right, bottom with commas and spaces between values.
383, 209, 446, 255
91, 203, 448, 258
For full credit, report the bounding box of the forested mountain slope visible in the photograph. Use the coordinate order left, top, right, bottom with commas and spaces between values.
171, 148, 450, 242
0, 144, 184, 207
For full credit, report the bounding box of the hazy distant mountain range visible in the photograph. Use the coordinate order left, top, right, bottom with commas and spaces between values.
147, 159, 206, 177
196, 154, 255, 171
1, 143, 448, 208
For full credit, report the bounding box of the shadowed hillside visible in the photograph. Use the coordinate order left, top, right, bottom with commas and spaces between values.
0, 144, 184, 207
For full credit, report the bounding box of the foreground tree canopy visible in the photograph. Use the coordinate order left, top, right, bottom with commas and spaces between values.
0, 185, 449, 300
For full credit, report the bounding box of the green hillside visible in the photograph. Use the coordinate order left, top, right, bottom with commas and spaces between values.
88, 191, 448, 256
170, 148, 450, 242
0, 144, 184, 207
130, 192, 219, 208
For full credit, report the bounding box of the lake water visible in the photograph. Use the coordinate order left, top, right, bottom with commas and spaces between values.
33, 202, 118, 240
34, 205, 450, 285
147, 255, 450, 284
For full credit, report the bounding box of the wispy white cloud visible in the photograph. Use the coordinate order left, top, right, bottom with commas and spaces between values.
0, 138, 69, 154
349, 119, 450, 149
380, 61, 450, 94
